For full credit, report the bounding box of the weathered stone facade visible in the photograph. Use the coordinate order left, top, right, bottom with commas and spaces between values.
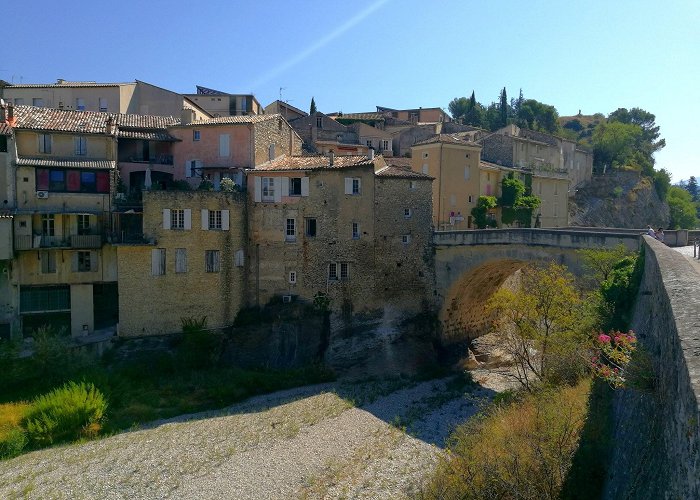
116, 191, 247, 336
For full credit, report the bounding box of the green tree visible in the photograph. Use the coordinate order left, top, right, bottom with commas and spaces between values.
487, 263, 589, 390
608, 107, 665, 156
667, 186, 698, 229
653, 168, 671, 200
577, 243, 630, 289
464, 91, 483, 127
471, 196, 498, 228
591, 121, 643, 169
309, 97, 317, 114
686, 176, 698, 201
498, 87, 508, 128
517, 99, 560, 134
448, 96, 470, 123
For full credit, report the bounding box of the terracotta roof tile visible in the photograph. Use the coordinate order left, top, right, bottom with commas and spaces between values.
113, 114, 178, 129
6, 82, 130, 88
383, 157, 412, 169
179, 114, 281, 126
333, 112, 386, 121
13, 106, 113, 134
251, 154, 375, 172
117, 130, 179, 141
375, 165, 433, 180
0, 122, 11, 136
413, 134, 481, 147
16, 156, 116, 169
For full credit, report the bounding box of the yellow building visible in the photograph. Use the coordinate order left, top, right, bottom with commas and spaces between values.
410, 134, 482, 229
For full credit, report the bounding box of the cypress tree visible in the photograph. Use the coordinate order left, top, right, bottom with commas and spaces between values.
310, 97, 317, 114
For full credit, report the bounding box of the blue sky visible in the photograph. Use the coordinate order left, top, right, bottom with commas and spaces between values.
5, 1, 699, 181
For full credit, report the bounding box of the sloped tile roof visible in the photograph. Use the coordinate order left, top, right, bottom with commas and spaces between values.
6, 82, 131, 88
413, 134, 481, 147
178, 114, 281, 126
251, 154, 375, 172
117, 130, 179, 141
375, 165, 433, 180
333, 113, 386, 121
0, 122, 11, 136
16, 156, 116, 169
383, 157, 412, 169
113, 113, 178, 129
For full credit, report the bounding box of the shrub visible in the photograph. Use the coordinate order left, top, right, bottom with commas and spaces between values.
0, 428, 27, 459
599, 251, 643, 331
177, 316, 223, 369
23, 382, 107, 446
0, 402, 31, 459
420, 380, 590, 500
219, 177, 238, 192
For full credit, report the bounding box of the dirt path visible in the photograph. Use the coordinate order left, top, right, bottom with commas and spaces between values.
0, 370, 516, 499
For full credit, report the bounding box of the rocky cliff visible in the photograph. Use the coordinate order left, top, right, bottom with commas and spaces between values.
569, 170, 670, 229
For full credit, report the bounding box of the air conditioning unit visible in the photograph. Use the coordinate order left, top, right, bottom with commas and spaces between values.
282, 295, 293, 304
36, 191, 49, 199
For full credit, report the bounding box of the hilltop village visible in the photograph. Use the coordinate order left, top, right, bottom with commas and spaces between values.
0, 80, 593, 340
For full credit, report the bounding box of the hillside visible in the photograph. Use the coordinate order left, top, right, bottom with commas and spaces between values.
569, 170, 670, 228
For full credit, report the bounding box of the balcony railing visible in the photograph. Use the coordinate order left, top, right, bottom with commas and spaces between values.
70, 234, 103, 249
121, 155, 174, 165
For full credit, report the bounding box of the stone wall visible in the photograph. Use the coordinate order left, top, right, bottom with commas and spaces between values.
480, 134, 513, 166
603, 236, 700, 499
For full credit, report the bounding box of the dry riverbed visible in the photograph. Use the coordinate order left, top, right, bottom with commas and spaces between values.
0, 369, 516, 499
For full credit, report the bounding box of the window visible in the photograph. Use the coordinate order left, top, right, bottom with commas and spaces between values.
14, 98, 24, 105
382, 140, 390, 151
74, 136, 87, 156
219, 134, 230, 157
152, 249, 166, 276
187, 160, 202, 178
366, 139, 373, 147
289, 177, 302, 196
36, 168, 109, 193
422, 152, 428, 159
175, 248, 187, 273
345, 177, 361, 195
40, 251, 56, 274
316, 116, 323, 128
39, 133, 51, 153
77, 251, 92, 272
77, 215, 91, 235
76, 98, 85, 111
286, 218, 296, 242
193, 130, 201, 141
468, 195, 474, 203
99, 98, 108, 112
58, 101, 64, 109
20, 285, 70, 313
464, 166, 470, 180
234, 249, 245, 267
329, 262, 349, 280
352, 222, 360, 239
171, 209, 185, 229
205, 250, 220, 272
289, 271, 297, 284
305, 218, 317, 237
402, 235, 411, 245
80, 171, 96, 192
554, 183, 558, 196
409, 180, 417, 190
422, 164, 429, 174
41, 214, 55, 236
33, 98, 44, 107
262, 177, 275, 201
209, 210, 222, 230
404, 208, 412, 219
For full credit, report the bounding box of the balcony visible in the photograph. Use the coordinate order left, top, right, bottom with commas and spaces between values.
122, 155, 174, 165
70, 234, 103, 249
14, 233, 103, 250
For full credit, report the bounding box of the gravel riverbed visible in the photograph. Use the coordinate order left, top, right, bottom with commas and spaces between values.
0, 370, 516, 499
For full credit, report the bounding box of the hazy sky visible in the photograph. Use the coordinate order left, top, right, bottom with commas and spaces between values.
5, 1, 699, 181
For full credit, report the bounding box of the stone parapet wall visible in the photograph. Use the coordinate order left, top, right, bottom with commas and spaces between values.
604, 236, 700, 498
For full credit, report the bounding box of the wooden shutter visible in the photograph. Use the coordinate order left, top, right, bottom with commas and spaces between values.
254, 177, 261, 202
280, 177, 289, 198
185, 160, 191, 178
183, 209, 192, 230
301, 177, 309, 196
71, 252, 79, 272
201, 209, 209, 230
163, 209, 171, 230
344, 178, 353, 194
90, 252, 98, 272
234, 249, 244, 267
221, 210, 230, 231
273, 181, 282, 202
219, 134, 230, 157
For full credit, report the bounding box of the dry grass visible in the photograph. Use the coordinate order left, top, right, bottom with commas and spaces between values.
0, 403, 31, 442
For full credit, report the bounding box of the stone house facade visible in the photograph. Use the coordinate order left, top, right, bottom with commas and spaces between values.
116, 191, 247, 337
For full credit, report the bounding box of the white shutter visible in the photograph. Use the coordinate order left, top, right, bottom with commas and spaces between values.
219, 134, 230, 157
274, 182, 282, 202
221, 210, 230, 230
185, 160, 192, 178
201, 209, 209, 230
183, 209, 192, 230
344, 178, 353, 194
254, 177, 262, 202
163, 209, 171, 230
234, 249, 244, 267
301, 177, 310, 196
90, 252, 98, 272
280, 177, 289, 198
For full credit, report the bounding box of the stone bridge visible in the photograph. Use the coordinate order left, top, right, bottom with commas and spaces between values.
433, 228, 644, 344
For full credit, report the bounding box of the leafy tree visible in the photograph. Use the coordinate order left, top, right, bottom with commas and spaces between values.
667, 186, 698, 229
448, 96, 470, 123
517, 99, 560, 134
464, 91, 483, 127
608, 107, 665, 156
499, 173, 525, 207
309, 97, 317, 115
510, 88, 524, 116
653, 168, 671, 200
487, 263, 590, 390
591, 121, 643, 169
563, 119, 583, 132
499, 174, 540, 227
471, 196, 498, 228
686, 176, 698, 201
577, 243, 630, 289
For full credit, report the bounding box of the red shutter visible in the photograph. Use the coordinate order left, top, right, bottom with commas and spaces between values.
37, 169, 49, 190
67, 170, 81, 191
96, 172, 110, 193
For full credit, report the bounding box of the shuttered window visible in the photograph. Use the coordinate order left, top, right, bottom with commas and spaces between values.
175, 248, 187, 273
151, 249, 166, 276
205, 250, 220, 273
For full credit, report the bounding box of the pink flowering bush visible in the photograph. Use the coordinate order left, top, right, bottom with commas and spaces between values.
591, 330, 637, 388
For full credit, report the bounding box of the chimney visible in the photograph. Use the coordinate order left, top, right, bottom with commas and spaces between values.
105, 116, 114, 135
329, 150, 334, 166
7, 103, 14, 122
181, 107, 195, 125
57, 79, 65, 85
368, 148, 375, 161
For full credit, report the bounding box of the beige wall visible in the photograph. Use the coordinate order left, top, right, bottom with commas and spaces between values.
411, 142, 481, 229
70, 284, 94, 335
15, 130, 112, 159
12, 245, 118, 286
5, 86, 131, 113
532, 175, 569, 227
116, 191, 247, 337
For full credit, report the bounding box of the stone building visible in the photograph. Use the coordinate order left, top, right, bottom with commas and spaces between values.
183, 86, 262, 117
264, 100, 308, 122
246, 153, 434, 315
116, 191, 247, 337
288, 112, 365, 155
